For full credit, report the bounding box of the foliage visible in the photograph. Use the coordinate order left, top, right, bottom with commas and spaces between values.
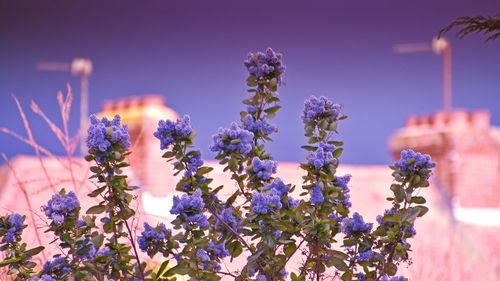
439, 14, 500, 42
0, 48, 435, 281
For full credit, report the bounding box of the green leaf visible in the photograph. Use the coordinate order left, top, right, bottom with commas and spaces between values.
411, 196, 426, 204
227, 240, 243, 257
197, 166, 213, 176
333, 148, 344, 158
157, 260, 170, 277
86, 205, 106, 215
301, 145, 317, 151
265, 105, 281, 114
390, 184, 405, 203
327, 256, 349, 271
89, 166, 100, 173
88, 186, 106, 197
24, 246, 45, 257
284, 243, 296, 257
0, 256, 25, 267
341, 271, 352, 281
402, 207, 420, 223
415, 205, 429, 217
162, 151, 176, 158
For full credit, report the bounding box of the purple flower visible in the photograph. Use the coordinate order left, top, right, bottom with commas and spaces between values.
267, 178, 289, 197
307, 142, 338, 170
328, 213, 343, 226
244, 47, 286, 83
210, 122, 255, 156
357, 250, 373, 261
1, 213, 24, 243
28, 275, 57, 281
335, 174, 352, 207
215, 208, 239, 233
302, 95, 342, 122
138, 223, 171, 257
208, 241, 230, 258
43, 257, 71, 278
310, 184, 324, 205
251, 189, 282, 214
377, 208, 416, 238
154, 115, 193, 150
357, 273, 366, 281
97, 247, 111, 257
76, 236, 97, 261
286, 196, 299, 208
42, 191, 80, 225
242, 115, 277, 137
170, 189, 208, 227
76, 219, 86, 228
196, 249, 210, 262
256, 274, 267, 281
341, 212, 372, 235
381, 276, 406, 281
184, 150, 204, 177
87, 114, 130, 157
394, 149, 435, 179
250, 157, 277, 180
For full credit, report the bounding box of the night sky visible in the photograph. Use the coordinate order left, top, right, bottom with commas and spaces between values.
1, 0, 499, 165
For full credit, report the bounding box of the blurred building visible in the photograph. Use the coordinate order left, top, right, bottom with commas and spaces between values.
1, 96, 499, 280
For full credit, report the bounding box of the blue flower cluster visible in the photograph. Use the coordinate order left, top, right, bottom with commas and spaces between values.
28, 275, 57, 281
42, 257, 71, 279
356, 250, 381, 262
138, 222, 171, 257
381, 275, 406, 281
97, 247, 111, 257
210, 122, 255, 156
335, 174, 352, 207
256, 274, 267, 281
376, 209, 416, 238
1, 213, 23, 244
154, 115, 193, 150
215, 208, 239, 233
196, 242, 229, 271
357, 250, 373, 261
310, 184, 324, 205
208, 241, 230, 258
242, 115, 276, 137
184, 150, 203, 177
394, 149, 435, 178
341, 212, 372, 235
87, 114, 131, 155
76, 236, 97, 261
328, 212, 343, 226
301, 95, 342, 122
250, 157, 277, 180
307, 142, 337, 170
243, 48, 286, 82
267, 178, 289, 197
251, 189, 282, 214
42, 191, 80, 225
170, 189, 208, 227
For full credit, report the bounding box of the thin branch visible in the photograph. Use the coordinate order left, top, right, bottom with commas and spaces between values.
439, 14, 500, 42
1, 153, 47, 262
11, 95, 56, 192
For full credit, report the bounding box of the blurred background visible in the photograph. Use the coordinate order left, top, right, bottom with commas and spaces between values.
0, 1, 499, 280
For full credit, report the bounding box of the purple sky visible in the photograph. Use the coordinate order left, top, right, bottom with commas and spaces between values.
1, 0, 499, 165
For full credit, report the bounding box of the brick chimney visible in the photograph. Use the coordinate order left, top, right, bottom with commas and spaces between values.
99, 95, 179, 196
389, 110, 500, 208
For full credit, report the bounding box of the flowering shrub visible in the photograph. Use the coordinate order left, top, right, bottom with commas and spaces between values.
0, 48, 435, 281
